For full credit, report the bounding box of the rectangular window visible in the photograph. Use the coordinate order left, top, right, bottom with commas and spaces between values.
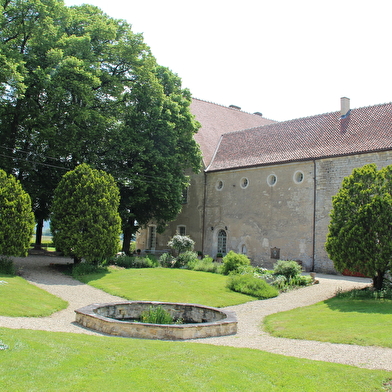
177, 226, 186, 236
148, 226, 156, 250
181, 188, 188, 204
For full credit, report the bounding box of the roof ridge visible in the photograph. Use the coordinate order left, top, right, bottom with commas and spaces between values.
191, 97, 275, 120
279, 101, 392, 124
207, 100, 392, 172
350, 101, 392, 112
224, 101, 392, 135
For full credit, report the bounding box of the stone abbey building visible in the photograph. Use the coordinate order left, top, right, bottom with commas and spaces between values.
136, 97, 392, 273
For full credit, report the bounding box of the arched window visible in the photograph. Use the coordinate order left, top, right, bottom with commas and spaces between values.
217, 230, 227, 255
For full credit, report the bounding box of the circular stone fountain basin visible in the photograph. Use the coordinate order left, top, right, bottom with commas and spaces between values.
75, 301, 237, 340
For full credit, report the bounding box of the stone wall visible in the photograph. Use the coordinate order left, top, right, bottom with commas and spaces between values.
136, 150, 392, 274
203, 162, 315, 269
75, 301, 237, 340
314, 151, 392, 272
136, 171, 205, 253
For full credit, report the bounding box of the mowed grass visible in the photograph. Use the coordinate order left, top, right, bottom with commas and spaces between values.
78, 267, 256, 307
30, 236, 56, 251
0, 328, 391, 392
0, 275, 68, 317
264, 297, 392, 347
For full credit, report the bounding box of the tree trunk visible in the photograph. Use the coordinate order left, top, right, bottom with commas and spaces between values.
372, 271, 384, 291
122, 226, 132, 255
73, 255, 82, 264
34, 218, 44, 250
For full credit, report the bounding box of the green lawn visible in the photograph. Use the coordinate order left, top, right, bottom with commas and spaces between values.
0, 275, 68, 317
0, 328, 390, 392
31, 236, 56, 251
263, 297, 392, 347
1, 268, 392, 390
78, 267, 257, 307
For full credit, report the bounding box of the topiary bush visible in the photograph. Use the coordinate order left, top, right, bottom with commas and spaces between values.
51, 163, 121, 264
227, 274, 279, 299
273, 260, 303, 279
0, 170, 35, 257
222, 251, 251, 275
0, 256, 16, 276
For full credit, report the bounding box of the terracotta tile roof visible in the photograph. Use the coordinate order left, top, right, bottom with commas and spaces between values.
190, 98, 276, 166
207, 102, 392, 172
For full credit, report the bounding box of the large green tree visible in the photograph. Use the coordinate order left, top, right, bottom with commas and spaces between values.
110, 65, 202, 253
0, 169, 35, 256
50, 163, 121, 263
0, 1, 201, 252
325, 163, 392, 290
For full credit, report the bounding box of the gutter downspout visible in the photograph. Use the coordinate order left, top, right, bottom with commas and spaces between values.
201, 171, 207, 254
311, 160, 316, 272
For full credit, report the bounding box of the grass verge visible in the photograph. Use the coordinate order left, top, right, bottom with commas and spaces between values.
0, 275, 68, 317
263, 296, 392, 347
0, 328, 390, 392
77, 267, 257, 307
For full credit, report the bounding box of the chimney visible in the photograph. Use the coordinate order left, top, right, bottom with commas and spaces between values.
340, 97, 350, 117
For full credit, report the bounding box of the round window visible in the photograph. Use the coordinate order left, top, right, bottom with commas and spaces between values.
294, 171, 304, 184
267, 174, 277, 186
240, 177, 249, 189
216, 180, 224, 190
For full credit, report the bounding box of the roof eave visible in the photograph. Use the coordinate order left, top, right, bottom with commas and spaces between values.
205, 147, 392, 173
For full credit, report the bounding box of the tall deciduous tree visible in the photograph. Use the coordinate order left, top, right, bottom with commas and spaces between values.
50, 163, 121, 263
0, 169, 35, 256
0, 1, 201, 252
325, 163, 392, 290
113, 66, 201, 253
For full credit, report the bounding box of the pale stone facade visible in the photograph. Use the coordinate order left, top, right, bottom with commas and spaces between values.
314, 151, 392, 272
203, 163, 315, 269
136, 98, 392, 273
136, 171, 206, 253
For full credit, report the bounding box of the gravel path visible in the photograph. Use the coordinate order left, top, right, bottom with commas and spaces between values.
2, 255, 392, 371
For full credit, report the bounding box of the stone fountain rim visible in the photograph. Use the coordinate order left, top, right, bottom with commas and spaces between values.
75, 300, 237, 327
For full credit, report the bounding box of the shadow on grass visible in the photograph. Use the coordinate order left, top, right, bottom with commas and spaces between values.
74, 269, 113, 284
325, 296, 392, 314
49, 263, 112, 283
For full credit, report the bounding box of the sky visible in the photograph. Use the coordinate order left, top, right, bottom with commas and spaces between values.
63, 0, 392, 121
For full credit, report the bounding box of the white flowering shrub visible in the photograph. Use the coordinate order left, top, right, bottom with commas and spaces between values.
167, 234, 195, 254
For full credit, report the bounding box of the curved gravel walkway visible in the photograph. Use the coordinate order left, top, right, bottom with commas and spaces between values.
2, 255, 392, 371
